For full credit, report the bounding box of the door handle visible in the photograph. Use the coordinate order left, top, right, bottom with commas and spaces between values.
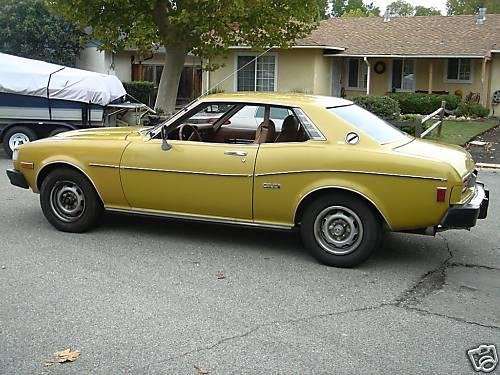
224, 150, 247, 157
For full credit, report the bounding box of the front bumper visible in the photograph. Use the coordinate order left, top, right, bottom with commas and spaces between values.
6, 169, 29, 189
440, 182, 489, 229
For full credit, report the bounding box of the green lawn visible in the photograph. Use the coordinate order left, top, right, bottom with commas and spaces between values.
426, 119, 499, 145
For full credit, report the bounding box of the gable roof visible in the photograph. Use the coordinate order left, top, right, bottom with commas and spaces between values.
297, 14, 500, 57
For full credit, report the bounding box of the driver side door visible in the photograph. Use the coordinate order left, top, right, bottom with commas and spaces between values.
119, 139, 257, 221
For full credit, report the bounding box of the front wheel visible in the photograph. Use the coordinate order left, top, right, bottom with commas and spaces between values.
40, 168, 103, 232
300, 194, 381, 267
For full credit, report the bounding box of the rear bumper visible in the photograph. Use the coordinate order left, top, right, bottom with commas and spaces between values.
440, 182, 489, 229
6, 169, 29, 189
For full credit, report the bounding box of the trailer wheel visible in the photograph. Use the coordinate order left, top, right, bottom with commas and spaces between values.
3, 126, 38, 157
49, 127, 70, 137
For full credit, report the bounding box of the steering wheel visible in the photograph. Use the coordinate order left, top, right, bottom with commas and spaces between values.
178, 124, 202, 141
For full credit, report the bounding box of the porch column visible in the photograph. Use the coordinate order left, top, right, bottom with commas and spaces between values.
428, 62, 433, 94
480, 57, 489, 107
364, 57, 371, 95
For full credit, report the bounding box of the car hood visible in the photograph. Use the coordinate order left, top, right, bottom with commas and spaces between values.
393, 138, 475, 177
54, 126, 142, 141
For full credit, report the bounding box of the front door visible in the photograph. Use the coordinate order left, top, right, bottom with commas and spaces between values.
120, 139, 257, 220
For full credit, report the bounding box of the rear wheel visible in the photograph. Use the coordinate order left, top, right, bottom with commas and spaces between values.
3, 126, 38, 157
40, 168, 103, 232
300, 193, 381, 267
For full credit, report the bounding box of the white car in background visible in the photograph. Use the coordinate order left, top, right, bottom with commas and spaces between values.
189, 105, 292, 131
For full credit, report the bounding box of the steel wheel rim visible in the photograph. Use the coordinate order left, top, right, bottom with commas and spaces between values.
8, 133, 30, 150
49, 180, 86, 223
313, 206, 363, 255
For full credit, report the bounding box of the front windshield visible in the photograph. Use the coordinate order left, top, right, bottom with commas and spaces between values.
328, 104, 408, 145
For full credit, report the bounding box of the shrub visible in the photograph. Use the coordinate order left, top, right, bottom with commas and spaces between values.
351, 95, 400, 120
455, 102, 490, 118
389, 93, 460, 114
122, 81, 156, 106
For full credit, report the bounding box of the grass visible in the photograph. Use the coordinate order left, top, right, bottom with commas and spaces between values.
426, 119, 499, 145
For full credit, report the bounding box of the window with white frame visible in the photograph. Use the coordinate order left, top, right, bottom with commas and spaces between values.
391, 59, 415, 92
347, 58, 368, 89
236, 55, 276, 91
446, 58, 472, 82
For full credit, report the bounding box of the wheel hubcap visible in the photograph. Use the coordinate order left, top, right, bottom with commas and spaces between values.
49, 181, 85, 222
313, 206, 363, 255
8, 133, 30, 150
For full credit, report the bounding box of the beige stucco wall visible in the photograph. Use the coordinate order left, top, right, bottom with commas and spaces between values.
204, 49, 331, 95
76, 46, 107, 74
343, 57, 484, 99
490, 54, 500, 116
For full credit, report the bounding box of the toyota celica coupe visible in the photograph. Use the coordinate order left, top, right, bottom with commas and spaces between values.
7, 93, 489, 267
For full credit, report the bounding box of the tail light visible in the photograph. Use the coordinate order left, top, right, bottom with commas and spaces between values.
436, 187, 447, 202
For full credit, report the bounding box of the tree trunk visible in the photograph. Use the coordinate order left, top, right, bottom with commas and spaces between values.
155, 45, 186, 116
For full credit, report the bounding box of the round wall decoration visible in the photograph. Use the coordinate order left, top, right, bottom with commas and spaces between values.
374, 61, 386, 74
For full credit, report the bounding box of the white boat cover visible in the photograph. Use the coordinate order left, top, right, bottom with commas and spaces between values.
0, 53, 126, 106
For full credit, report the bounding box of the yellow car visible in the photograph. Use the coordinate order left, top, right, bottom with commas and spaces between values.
7, 93, 489, 267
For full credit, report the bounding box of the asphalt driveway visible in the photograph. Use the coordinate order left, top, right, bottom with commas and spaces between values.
0, 151, 498, 374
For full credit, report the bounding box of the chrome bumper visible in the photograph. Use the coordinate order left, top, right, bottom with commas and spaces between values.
440, 182, 489, 229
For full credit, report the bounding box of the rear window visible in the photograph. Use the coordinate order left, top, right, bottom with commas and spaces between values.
328, 105, 407, 144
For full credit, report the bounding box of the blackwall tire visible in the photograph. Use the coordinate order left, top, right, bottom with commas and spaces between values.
300, 193, 381, 267
40, 168, 103, 233
3, 126, 38, 157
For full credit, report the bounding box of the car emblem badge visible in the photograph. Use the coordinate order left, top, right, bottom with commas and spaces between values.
263, 183, 281, 190
346, 132, 360, 145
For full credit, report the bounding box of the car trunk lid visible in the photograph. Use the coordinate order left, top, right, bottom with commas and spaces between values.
393, 138, 475, 177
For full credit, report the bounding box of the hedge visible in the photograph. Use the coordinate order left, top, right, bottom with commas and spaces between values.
122, 81, 156, 106
351, 95, 400, 120
455, 102, 490, 118
389, 93, 460, 114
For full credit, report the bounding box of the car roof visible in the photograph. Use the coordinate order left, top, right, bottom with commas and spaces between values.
200, 92, 353, 108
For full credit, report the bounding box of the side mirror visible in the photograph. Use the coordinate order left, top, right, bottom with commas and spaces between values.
161, 125, 172, 151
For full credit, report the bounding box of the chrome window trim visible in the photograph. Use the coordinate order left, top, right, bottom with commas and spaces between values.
292, 108, 326, 141
120, 165, 252, 177
255, 169, 447, 181
106, 207, 293, 230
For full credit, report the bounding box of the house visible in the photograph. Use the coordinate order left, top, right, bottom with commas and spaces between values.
204, 14, 500, 114
76, 41, 202, 105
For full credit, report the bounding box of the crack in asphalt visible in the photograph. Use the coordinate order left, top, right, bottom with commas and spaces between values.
395, 234, 453, 307
402, 305, 500, 330
141, 303, 390, 371
140, 234, 499, 370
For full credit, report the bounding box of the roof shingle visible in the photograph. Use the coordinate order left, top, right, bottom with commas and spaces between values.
297, 15, 500, 56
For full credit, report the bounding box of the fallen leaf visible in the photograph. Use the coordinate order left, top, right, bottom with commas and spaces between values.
53, 348, 80, 363
215, 271, 225, 280
194, 365, 209, 374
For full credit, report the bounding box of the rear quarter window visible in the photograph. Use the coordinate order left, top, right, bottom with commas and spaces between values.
328, 105, 407, 144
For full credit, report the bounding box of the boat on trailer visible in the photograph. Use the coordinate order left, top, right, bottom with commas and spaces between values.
0, 52, 156, 157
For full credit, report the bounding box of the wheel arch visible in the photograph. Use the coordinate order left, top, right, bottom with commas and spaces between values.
36, 161, 104, 205
294, 186, 392, 230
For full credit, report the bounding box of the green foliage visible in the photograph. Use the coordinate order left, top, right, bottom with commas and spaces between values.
446, 0, 500, 15
122, 81, 156, 105
330, 0, 380, 17
0, 0, 83, 66
414, 6, 442, 16
387, 0, 414, 16
389, 93, 460, 114
46, 0, 319, 65
351, 95, 400, 120
455, 102, 490, 118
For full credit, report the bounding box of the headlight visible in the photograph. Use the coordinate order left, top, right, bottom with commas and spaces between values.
12, 148, 19, 161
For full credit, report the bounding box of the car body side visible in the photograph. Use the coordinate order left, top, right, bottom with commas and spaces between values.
12, 96, 474, 232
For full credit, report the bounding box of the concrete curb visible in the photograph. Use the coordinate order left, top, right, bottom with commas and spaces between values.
476, 162, 500, 170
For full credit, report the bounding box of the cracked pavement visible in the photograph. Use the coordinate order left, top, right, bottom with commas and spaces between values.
0, 154, 498, 374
